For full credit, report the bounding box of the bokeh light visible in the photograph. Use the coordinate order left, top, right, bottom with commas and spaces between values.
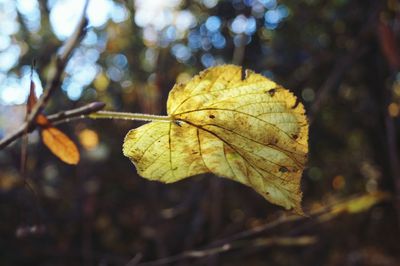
49, 0, 118, 40
78, 128, 99, 150
0, 0, 294, 104
0, 0, 399, 265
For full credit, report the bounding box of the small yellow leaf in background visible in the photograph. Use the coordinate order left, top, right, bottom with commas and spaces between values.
318, 192, 390, 222
123, 65, 308, 213
331, 192, 390, 215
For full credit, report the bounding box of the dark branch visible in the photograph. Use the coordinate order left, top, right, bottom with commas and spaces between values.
0, 0, 89, 150
47, 102, 106, 123
0, 102, 105, 150
26, 0, 89, 126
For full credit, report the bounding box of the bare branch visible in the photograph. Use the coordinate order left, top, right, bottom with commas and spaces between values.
0, 102, 105, 150
0, 0, 89, 150
308, 7, 377, 123
0, 124, 29, 150
130, 236, 316, 266
47, 102, 106, 123
26, 0, 89, 125
128, 193, 389, 266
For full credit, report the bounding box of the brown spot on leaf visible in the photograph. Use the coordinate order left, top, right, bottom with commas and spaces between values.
241, 67, 246, 80
209, 114, 215, 119
270, 137, 278, 144
291, 98, 300, 109
268, 89, 276, 97
279, 166, 288, 173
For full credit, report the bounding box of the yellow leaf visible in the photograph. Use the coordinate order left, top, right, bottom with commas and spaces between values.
123, 65, 308, 213
317, 192, 390, 222
42, 126, 80, 165
331, 192, 390, 215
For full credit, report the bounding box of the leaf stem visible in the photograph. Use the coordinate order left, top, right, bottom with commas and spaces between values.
88, 111, 172, 122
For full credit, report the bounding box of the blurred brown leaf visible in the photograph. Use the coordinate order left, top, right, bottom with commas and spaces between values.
27, 80, 37, 115
36, 114, 80, 165
378, 21, 400, 70
41, 125, 80, 165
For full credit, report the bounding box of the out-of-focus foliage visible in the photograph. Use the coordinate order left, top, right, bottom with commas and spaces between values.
1, 0, 400, 265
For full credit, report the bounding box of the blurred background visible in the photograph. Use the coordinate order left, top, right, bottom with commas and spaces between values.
1, 0, 400, 265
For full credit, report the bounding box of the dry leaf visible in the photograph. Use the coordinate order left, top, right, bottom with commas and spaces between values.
36, 114, 51, 127
38, 115, 80, 165
330, 192, 390, 215
42, 127, 80, 165
318, 192, 390, 222
27, 80, 37, 114
378, 21, 400, 70
123, 65, 308, 213
24, 68, 80, 165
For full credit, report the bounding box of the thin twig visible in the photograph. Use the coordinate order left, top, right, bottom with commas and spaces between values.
0, 102, 105, 150
128, 192, 389, 266
18, 60, 43, 227
0, 124, 28, 149
0, 0, 89, 150
309, 46, 368, 123
309, 5, 377, 122
47, 102, 106, 123
88, 111, 172, 122
128, 215, 304, 266
132, 236, 316, 266
207, 214, 301, 249
26, 0, 88, 125
377, 15, 400, 229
